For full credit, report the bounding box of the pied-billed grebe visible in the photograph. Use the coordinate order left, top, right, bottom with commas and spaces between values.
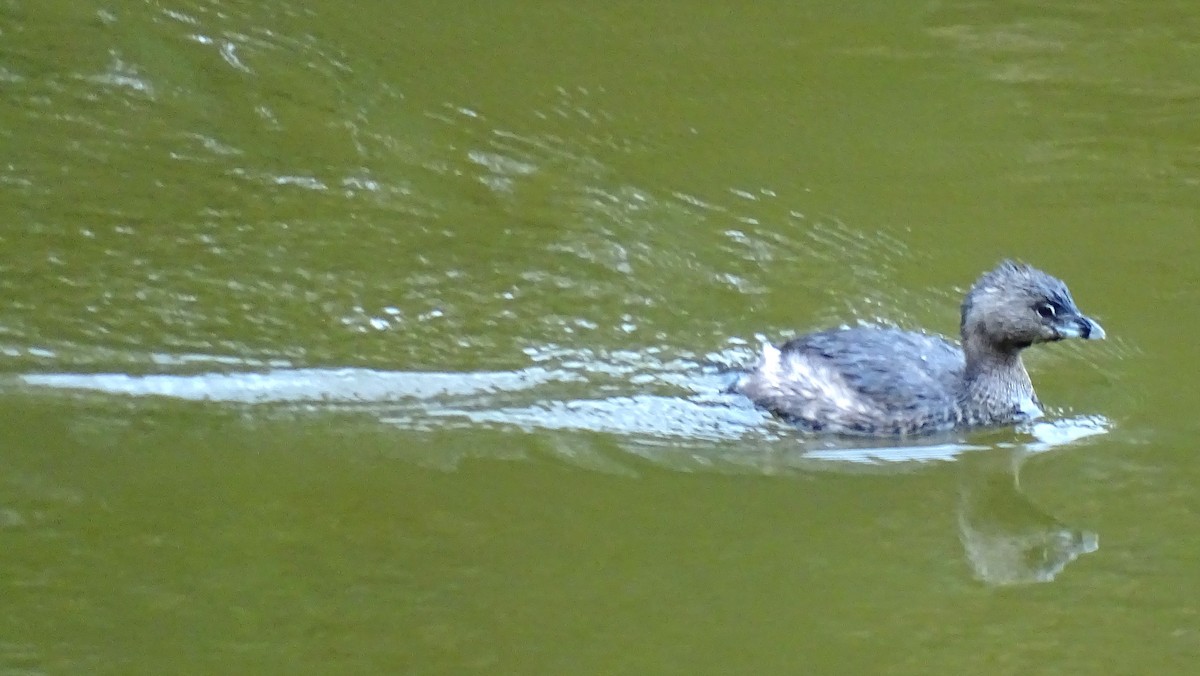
733, 261, 1105, 436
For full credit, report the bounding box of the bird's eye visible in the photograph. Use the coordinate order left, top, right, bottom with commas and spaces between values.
1035, 302, 1057, 319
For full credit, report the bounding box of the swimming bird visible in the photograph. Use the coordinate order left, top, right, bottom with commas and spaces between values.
732, 261, 1105, 436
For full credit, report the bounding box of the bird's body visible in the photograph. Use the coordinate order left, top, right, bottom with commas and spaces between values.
733, 261, 1105, 436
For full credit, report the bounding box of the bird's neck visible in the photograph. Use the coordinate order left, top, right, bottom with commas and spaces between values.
961, 333, 1038, 420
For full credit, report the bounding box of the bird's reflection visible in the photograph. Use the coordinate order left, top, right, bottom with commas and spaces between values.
957, 447, 1098, 586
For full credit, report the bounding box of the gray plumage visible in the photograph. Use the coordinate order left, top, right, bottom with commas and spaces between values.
733, 261, 1105, 436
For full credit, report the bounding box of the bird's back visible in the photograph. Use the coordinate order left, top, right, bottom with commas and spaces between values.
733, 327, 966, 435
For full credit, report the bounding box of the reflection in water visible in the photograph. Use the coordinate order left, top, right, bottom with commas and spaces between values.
957, 444, 1100, 586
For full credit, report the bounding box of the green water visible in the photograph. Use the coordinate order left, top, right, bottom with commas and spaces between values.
2, 1, 1198, 673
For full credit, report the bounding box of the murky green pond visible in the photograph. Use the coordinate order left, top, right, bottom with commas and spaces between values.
3, 1, 1198, 673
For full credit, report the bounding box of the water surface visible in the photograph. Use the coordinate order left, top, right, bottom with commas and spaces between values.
2, 1, 1197, 673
